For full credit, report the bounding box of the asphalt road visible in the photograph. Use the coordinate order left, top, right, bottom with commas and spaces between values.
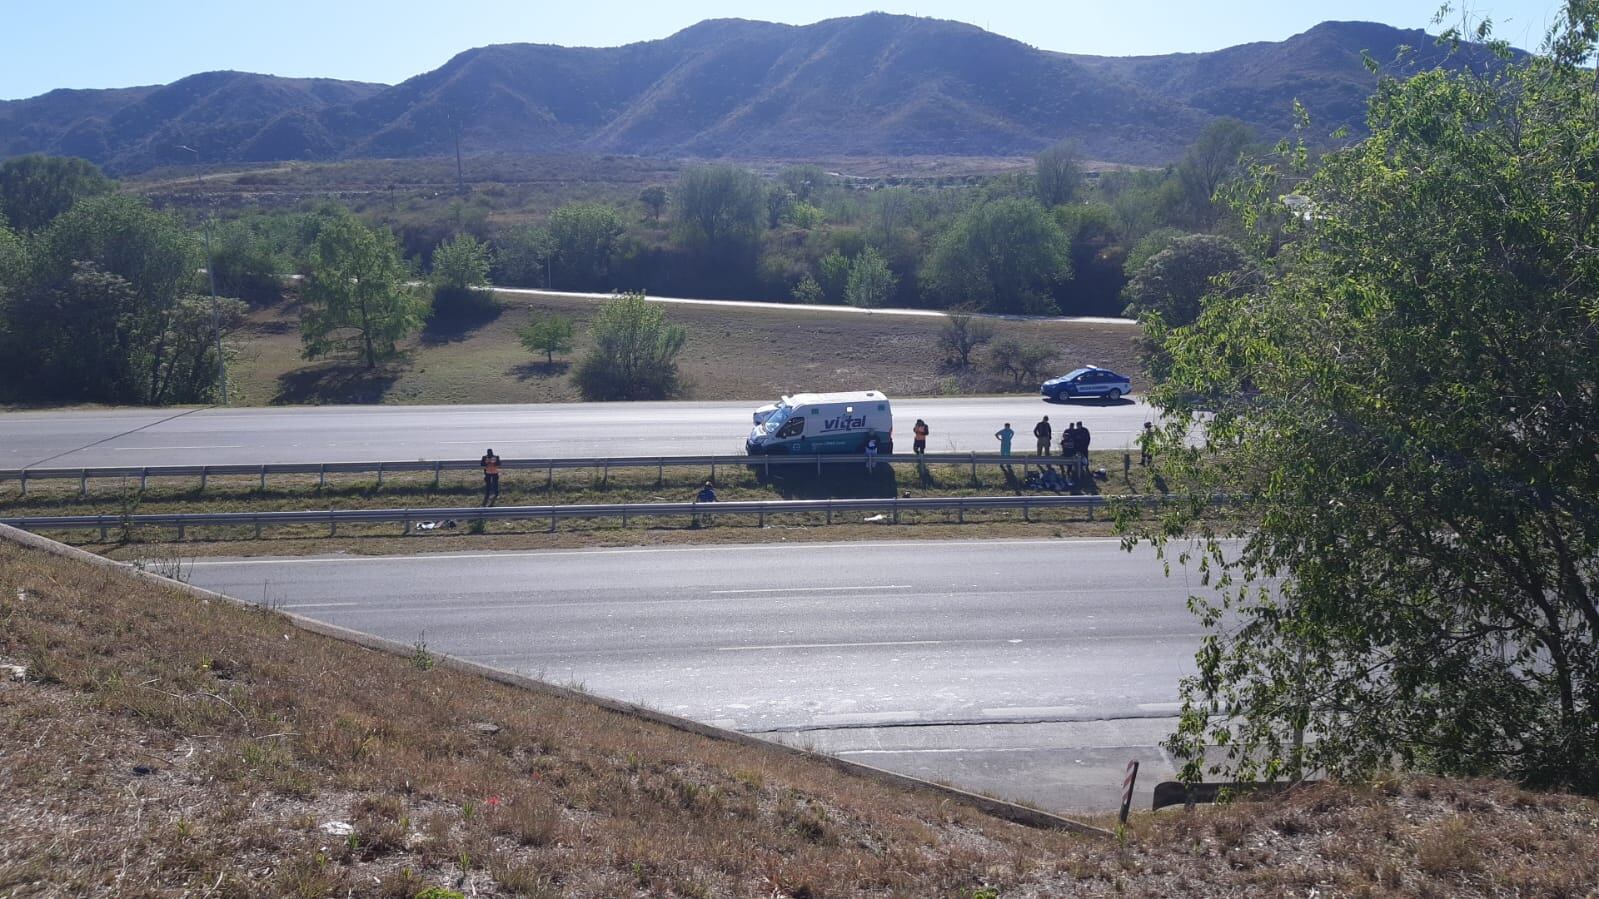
183, 537, 1204, 811
1, 396, 1155, 469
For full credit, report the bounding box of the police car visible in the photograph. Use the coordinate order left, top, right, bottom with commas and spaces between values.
1040, 365, 1132, 402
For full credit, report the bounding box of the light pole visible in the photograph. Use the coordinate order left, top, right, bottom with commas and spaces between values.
178, 145, 229, 404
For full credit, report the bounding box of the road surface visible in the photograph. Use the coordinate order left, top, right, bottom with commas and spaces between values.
183, 537, 1207, 811
1, 397, 1155, 469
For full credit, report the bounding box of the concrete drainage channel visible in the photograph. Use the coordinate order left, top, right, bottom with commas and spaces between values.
0, 523, 1112, 837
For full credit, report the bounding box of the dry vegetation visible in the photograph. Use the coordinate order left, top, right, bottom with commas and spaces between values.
4, 535, 1599, 897
225, 291, 1140, 407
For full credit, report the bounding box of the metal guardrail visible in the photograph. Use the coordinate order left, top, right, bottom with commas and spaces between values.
0, 493, 1149, 540
0, 452, 1097, 495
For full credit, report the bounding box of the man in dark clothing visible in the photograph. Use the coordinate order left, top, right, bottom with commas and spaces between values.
1139, 421, 1155, 466
1076, 421, 1091, 456
693, 480, 717, 527
479, 448, 501, 505
912, 419, 930, 456
1033, 416, 1052, 456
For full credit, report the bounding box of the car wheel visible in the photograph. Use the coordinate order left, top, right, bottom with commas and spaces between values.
1106, 389, 1122, 402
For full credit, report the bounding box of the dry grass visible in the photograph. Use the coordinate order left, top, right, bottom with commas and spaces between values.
224, 291, 1141, 407
4, 537, 1598, 897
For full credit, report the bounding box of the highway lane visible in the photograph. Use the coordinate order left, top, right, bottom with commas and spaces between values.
183, 537, 1205, 810
1, 396, 1155, 469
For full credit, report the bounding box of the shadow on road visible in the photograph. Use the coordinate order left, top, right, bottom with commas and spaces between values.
1041, 396, 1136, 407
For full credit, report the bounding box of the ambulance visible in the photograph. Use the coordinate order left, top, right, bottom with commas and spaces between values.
745, 390, 894, 455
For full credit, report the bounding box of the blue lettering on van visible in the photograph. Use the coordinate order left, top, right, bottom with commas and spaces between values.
821, 415, 867, 432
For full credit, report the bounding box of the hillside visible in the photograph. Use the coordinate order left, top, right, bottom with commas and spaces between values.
0, 15, 1520, 174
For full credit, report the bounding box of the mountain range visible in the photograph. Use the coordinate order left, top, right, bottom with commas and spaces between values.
0, 15, 1515, 175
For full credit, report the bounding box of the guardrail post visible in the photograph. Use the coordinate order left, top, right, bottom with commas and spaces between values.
622, 507, 628, 527
140, 469, 148, 491
758, 507, 765, 527
329, 519, 337, 537
259, 466, 267, 492
958, 499, 965, 523
1023, 498, 1030, 522
177, 522, 186, 541
376, 463, 384, 488
200, 468, 208, 491
402, 514, 411, 535
602, 461, 609, 487
19, 470, 26, 497
826, 504, 833, 525
255, 517, 263, 538
80, 470, 89, 498
710, 461, 716, 482
99, 521, 108, 542
546, 462, 553, 490
549, 511, 557, 533
433, 462, 442, 490
970, 453, 977, 485
318, 465, 326, 490
892, 498, 900, 524
816, 455, 822, 475
657, 460, 663, 486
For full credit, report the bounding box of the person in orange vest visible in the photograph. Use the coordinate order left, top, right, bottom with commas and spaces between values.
912, 419, 930, 456
479, 448, 501, 505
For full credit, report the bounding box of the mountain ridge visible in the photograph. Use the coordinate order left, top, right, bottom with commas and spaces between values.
0, 15, 1519, 174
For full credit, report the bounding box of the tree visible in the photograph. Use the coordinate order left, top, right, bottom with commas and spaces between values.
0, 155, 114, 232
673, 165, 764, 253
1035, 140, 1085, 207
430, 232, 494, 314
937, 310, 995, 369
300, 214, 424, 368
988, 337, 1056, 387
518, 311, 575, 364
7, 195, 239, 404
639, 185, 668, 223
845, 247, 897, 308
1173, 119, 1253, 228
494, 224, 553, 288
816, 251, 851, 304
1122, 234, 1249, 327
547, 203, 623, 289
791, 275, 824, 304
573, 292, 686, 401
1134, 7, 1599, 795
923, 198, 1072, 314
209, 217, 290, 305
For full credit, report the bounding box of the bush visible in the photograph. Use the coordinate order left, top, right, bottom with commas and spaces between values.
572, 292, 686, 401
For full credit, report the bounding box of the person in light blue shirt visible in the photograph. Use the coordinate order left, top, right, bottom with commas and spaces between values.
995, 423, 1014, 455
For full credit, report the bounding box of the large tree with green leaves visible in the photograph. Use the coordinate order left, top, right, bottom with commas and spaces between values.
673, 165, 764, 254
1131, 6, 1599, 794
844, 247, 897, 308
4, 195, 241, 403
923, 198, 1071, 314
300, 214, 424, 368
0, 155, 115, 232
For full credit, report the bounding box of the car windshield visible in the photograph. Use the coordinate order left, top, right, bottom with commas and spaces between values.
762, 405, 792, 434
1064, 368, 1093, 380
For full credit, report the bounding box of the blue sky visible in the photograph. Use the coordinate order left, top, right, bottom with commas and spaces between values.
0, 0, 1569, 100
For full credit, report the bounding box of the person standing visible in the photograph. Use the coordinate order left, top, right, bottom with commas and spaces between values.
1033, 415, 1052, 456
912, 419, 930, 456
864, 433, 880, 472
692, 480, 717, 527
479, 448, 502, 505
1077, 421, 1092, 458
1059, 426, 1078, 480
1139, 421, 1155, 466
995, 422, 1015, 457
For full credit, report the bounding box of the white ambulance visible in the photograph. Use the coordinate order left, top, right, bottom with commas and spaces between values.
745, 390, 894, 455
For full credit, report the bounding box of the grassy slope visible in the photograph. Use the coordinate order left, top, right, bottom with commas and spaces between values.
5, 537, 1599, 897
226, 291, 1142, 406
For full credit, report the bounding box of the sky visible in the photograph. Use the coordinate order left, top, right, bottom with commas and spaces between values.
0, 0, 1570, 101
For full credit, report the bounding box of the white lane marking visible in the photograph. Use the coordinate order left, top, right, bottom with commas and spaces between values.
710, 585, 910, 595
718, 639, 944, 652
113, 444, 243, 451
183, 537, 1127, 566
814, 711, 923, 726
1136, 702, 1183, 713
838, 747, 1066, 755
980, 706, 1081, 718
278, 602, 362, 609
